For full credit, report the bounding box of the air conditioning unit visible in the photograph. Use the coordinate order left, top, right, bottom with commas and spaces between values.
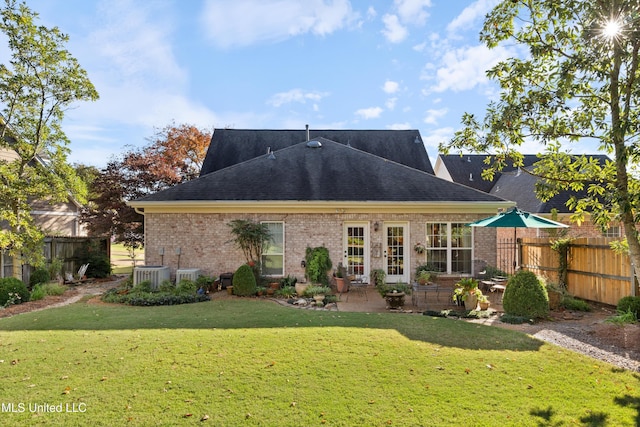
176, 268, 201, 283
133, 266, 170, 290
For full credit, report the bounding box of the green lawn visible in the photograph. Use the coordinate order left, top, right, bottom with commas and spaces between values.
0, 298, 638, 426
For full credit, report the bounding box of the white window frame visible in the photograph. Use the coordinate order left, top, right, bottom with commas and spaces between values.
425, 222, 473, 274
261, 221, 284, 277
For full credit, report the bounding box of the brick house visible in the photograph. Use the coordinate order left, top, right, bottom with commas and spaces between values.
128, 129, 513, 283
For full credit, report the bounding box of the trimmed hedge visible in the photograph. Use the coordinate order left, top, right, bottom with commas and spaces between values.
232, 264, 257, 296
502, 270, 549, 318
0, 277, 30, 306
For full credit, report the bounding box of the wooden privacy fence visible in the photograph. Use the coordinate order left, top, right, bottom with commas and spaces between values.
520, 237, 637, 306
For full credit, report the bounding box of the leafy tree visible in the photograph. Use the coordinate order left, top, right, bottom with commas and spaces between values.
81, 124, 211, 249
0, 0, 98, 266
440, 0, 640, 279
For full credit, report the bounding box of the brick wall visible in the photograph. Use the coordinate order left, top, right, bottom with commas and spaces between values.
143, 211, 498, 281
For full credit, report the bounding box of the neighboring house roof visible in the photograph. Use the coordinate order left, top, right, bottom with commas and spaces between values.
435, 154, 540, 193
200, 128, 435, 176
133, 138, 508, 206
435, 154, 610, 213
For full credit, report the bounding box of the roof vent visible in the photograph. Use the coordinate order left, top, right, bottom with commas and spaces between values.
306, 140, 322, 148
268, 151, 276, 160
469, 173, 473, 181
467, 156, 471, 162
414, 136, 421, 144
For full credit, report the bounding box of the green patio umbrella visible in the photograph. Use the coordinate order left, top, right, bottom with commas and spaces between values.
468, 207, 569, 229
468, 207, 568, 270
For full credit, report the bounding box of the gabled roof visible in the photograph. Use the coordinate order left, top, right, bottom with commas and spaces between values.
436, 154, 540, 193
135, 139, 506, 204
438, 154, 611, 213
200, 128, 435, 176
489, 168, 571, 213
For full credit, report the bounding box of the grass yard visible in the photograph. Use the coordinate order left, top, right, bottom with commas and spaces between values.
0, 298, 638, 426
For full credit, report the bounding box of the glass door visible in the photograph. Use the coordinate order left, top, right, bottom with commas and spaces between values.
343, 223, 369, 281
384, 223, 408, 283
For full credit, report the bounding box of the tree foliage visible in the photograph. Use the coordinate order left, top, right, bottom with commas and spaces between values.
81, 124, 211, 248
0, 0, 98, 264
440, 0, 640, 279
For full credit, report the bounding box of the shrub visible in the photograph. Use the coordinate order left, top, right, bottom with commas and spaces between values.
0, 277, 30, 306
196, 275, 216, 292
232, 264, 257, 296
42, 283, 67, 296
176, 279, 197, 295
131, 280, 154, 294
30, 284, 46, 301
502, 270, 549, 318
275, 286, 296, 298
617, 296, 640, 319
158, 280, 175, 293
29, 268, 51, 288
75, 241, 111, 278
304, 246, 332, 286
561, 296, 591, 312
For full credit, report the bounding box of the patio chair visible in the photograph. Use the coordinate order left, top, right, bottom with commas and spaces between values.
346, 275, 369, 301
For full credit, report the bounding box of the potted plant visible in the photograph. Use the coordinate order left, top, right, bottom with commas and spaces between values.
416, 270, 431, 286
256, 286, 266, 296
377, 281, 411, 309
334, 263, 348, 293
452, 277, 480, 310
304, 285, 331, 305
478, 293, 490, 310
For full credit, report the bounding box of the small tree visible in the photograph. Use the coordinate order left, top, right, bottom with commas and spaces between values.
227, 220, 272, 266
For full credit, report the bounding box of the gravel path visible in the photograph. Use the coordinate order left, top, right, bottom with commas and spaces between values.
470, 308, 640, 372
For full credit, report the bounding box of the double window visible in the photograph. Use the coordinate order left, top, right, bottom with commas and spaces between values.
261, 221, 284, 276
425, 223, 472, 274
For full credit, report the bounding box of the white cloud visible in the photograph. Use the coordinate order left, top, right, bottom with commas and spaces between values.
428, 44, 512, 93
447, 0, 500, 35
355, 107, 384, 119
423, 108, 448, 125
382, 80, 400, 94
385, 97, 398, 110
267, 89, 330, 107
200, 0, 357, 48
394, 0, 432, 26
381, 14, 407, 43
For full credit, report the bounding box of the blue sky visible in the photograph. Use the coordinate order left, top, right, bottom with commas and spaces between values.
17, 0, 548, 168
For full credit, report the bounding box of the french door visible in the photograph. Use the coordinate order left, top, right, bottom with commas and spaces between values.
384, 222, 409, 283
343, 223, 369, 281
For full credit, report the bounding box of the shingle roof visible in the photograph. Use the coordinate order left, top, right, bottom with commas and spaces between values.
440, 154, 611, 213
438, 154, 540, 193
138, 139, 505, 203
200, 128, 434, 176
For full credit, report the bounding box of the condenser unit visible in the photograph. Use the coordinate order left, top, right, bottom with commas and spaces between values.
176, 268, 201, 283
133, 266, 170, 290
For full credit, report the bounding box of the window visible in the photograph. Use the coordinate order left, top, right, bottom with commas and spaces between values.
602, 226, 621, 238
425, 222, 472, 274
261, 222, 284, 276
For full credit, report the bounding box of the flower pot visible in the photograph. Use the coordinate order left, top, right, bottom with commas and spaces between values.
335, 277, 348, 293
295, 283, 309, 297
464, 292, 478, 311
226, 286, 234, 295
385, 292, 405, 309
479, 301, 490, 311
313, 294, 325, 304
